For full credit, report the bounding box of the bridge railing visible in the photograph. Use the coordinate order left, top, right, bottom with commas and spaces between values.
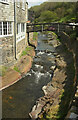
27, 23, 77, 33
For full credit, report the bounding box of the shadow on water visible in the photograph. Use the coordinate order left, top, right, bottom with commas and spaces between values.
2, 33, 55, 119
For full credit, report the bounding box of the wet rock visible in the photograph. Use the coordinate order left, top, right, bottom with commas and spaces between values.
48, 57, 56, 62
29, 101, 46, 119
51, 40, 59, 47
47, 85, 56, 93
75, 93, 78, 97
52, 68, 67, 83
53, 53, 58, 56
69, 113, 78, 119
70, 106, 77, 112
56, 55, 60, 58
50, 65, 56, 71
56, 58, 67, 68
42, 86, 47, 95
52, 81, 63, 89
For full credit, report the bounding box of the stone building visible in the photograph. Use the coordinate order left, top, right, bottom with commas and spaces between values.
0, 0, 28, 65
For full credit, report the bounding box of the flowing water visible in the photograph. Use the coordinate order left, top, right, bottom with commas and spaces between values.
2, 33, 55, 119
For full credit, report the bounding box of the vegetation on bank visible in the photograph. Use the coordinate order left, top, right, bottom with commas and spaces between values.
14, 66, 20, 73
14, 33, 38, 73
29, 2, 76, 23
21, 46, 33, 57
33, 32, 38, 41
0, 66, 8, 76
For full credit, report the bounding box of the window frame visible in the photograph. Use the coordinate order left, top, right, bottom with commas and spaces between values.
17, 23, 26, 42
0, 22, 2, 35
17, 23, 21, 35
0, 21, 13, 38
21, 23, 25, 32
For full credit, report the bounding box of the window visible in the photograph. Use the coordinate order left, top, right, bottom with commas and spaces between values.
21, 23, 25, 32
17, 23, 26, 42
8, 22, 12, 34
0, 22, 2, 35
3, 22, 7, 35
17, 23, 20, 34
0, 22, 13, 37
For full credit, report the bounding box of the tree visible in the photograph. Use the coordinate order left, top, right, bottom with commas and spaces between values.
38, 10, 58, 23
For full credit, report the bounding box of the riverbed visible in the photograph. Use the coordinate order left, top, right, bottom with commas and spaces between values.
2, 33, 56, 119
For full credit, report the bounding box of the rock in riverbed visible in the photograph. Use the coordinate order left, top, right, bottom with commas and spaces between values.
50, 65, 56, 71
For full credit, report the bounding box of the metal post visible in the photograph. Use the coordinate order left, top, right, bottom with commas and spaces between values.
58, 23, 59, 33
42, 25, 43, 32
14, 0, 17, 60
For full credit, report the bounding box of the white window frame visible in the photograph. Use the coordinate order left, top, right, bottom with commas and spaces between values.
0, 22, 2, 36
17, 23, 26, 42
0, 22, 13, 38
17, 23, 20, 35
0, 0, 9, 4
21, 23, 25, 32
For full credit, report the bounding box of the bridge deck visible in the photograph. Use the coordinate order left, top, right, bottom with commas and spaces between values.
27, 22, 77, 33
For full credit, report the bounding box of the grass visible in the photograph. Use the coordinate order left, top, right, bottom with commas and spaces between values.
52, 32, 57, 38
0, 66, 8, 76
33, 32, 38, 41
21, 46, 32, 57
14, 66, 20, 73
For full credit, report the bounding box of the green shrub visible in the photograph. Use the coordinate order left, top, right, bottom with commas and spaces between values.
14, 66, 20, 73
33, 32, 38, 41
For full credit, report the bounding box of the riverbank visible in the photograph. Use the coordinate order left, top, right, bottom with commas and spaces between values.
0, 33, 38, 91
29, 32, 77, 119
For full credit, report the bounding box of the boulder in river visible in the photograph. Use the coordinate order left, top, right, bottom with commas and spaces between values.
42, 86, 47, 95
50, 65, 56, 71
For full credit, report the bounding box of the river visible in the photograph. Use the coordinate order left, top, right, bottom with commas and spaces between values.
2, 33, 56, 119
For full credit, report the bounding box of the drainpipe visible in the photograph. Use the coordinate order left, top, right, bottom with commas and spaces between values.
14, 0, 17, 60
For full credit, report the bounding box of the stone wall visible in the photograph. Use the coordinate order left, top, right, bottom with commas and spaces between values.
16, 2, 28, 58
0, 1, 14, 21
0, 36, 14, 65
16, 39, 26, 58
16, 2, 26, 23
59, 31, 78, 119
0, 1, 28, 65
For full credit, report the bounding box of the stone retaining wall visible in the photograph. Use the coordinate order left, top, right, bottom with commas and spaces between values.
59, 32, 78, 118
59, 32, 78, 82
16, 38, 26, 59
1, 36, 14, 65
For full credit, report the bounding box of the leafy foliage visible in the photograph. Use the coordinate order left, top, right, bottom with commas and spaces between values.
29, 2, 76, 23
